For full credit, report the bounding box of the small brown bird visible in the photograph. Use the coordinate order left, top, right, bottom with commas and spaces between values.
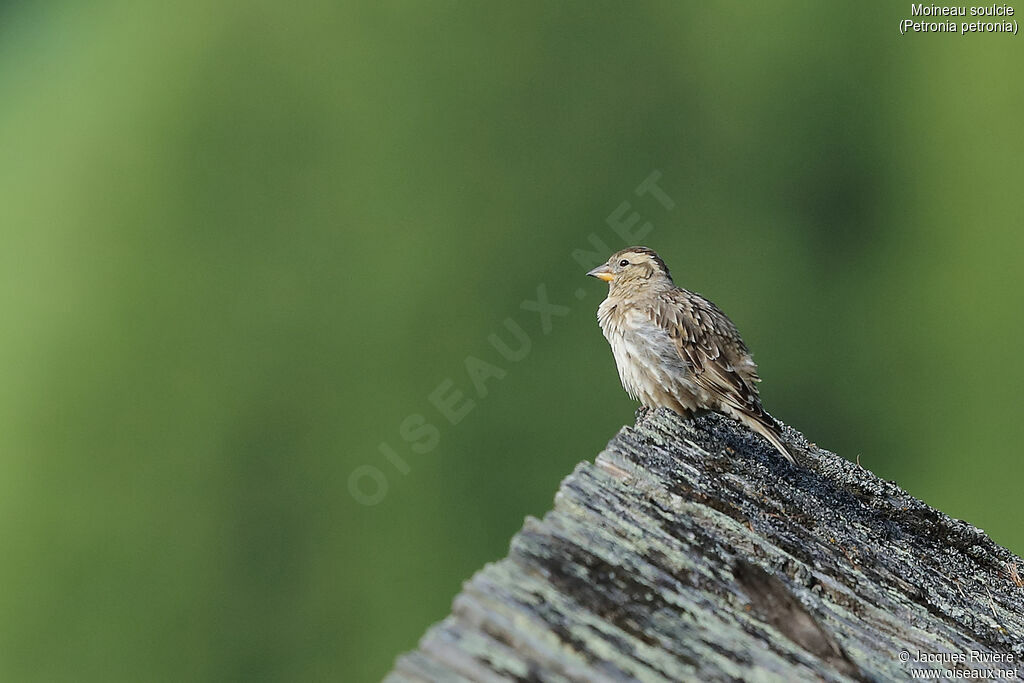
587, 246, 795, 464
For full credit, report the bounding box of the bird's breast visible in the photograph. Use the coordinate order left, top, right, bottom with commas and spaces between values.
597, 299, 695, 406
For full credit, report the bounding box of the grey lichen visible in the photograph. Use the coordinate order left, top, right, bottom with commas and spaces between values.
387, 409, 1024, 682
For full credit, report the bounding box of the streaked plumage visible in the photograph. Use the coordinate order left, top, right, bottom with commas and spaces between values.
587, 246, 795, 465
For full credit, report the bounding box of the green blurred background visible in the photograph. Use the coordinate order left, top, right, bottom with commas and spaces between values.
2, 2, 1022, 680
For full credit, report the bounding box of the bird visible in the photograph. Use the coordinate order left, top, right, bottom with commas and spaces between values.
586, 246, 795, 465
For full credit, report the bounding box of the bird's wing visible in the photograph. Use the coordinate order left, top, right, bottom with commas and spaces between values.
649, 289, 766, 418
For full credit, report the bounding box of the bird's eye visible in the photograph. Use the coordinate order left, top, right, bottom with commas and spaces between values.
618, 259, 629, 267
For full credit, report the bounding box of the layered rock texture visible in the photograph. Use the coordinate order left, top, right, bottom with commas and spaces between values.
387, 410, 1024, 682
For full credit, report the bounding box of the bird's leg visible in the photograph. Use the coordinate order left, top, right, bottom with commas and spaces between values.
635, 405, 651, 421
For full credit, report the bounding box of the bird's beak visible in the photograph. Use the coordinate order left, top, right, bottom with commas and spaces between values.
587, 264, 615, 282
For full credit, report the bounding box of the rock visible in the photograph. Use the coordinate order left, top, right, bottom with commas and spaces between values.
387, 409, 1024, 682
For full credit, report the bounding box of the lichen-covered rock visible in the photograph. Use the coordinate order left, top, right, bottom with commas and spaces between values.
387, 409, 1024, 682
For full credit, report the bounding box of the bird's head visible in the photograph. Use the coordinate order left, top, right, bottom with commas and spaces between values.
586, 247, 673, 291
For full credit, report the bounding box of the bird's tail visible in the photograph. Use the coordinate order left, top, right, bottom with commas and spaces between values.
744, 413, 796, 465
